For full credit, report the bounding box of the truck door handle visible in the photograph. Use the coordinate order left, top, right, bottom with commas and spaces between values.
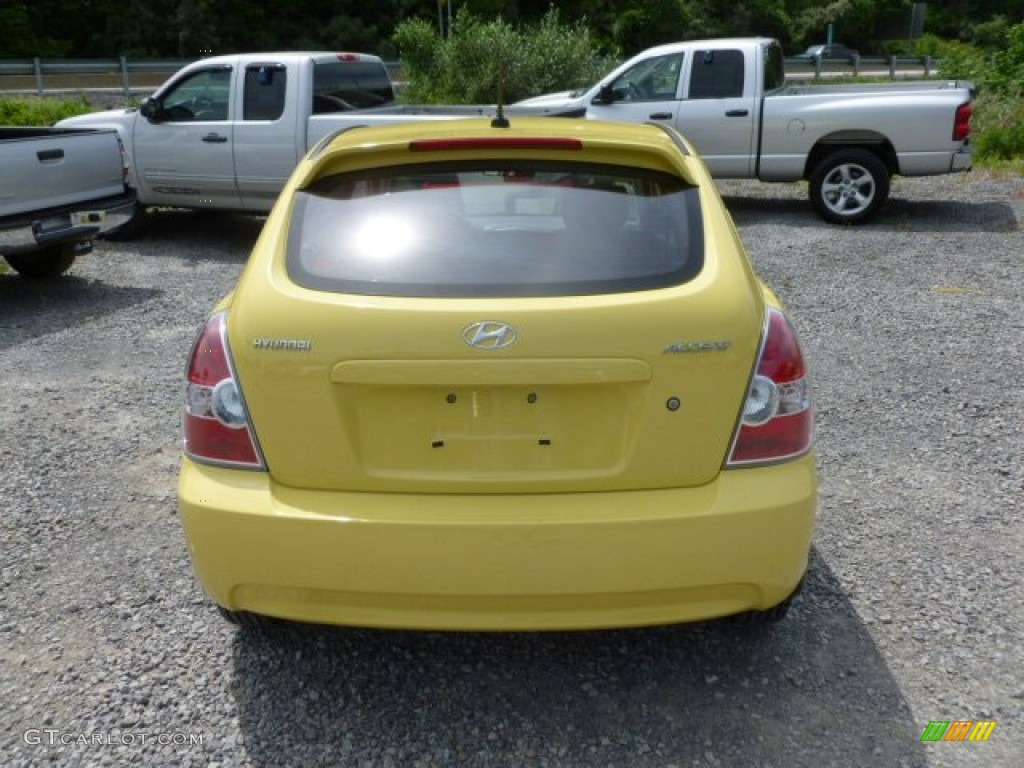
725, 109, 749, 117
648, 112, 672, 120
37, 148, 65, 162
201, 133, 228, 143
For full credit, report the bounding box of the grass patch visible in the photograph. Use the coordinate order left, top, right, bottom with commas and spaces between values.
0, 95, 95, 126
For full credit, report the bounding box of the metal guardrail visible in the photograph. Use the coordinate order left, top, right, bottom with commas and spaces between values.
785, 55, 939, 79
0, 55, 937, 97
0, 57, 195, 96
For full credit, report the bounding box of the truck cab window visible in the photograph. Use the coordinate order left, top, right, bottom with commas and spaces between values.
244, 65, 287, 121
604, 53, 684, 103
160, 68, 231, 122
688, 50, 745, 99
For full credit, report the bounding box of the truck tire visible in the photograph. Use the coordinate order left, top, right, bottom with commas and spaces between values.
3, 244, 77, 279
102, 201, 148, 241
808, 148, 890, 225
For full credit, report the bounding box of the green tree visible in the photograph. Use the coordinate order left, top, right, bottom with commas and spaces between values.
0, 3, 50, 57
612, 0, 688, 53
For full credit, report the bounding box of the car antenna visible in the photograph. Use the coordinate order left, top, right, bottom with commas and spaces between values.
491, 60, 510, 128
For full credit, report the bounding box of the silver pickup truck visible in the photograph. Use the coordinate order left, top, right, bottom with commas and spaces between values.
56, 52, 476, 236
58, 40, 973, 228
516, 37, 974, 223
0, 127, 137, 277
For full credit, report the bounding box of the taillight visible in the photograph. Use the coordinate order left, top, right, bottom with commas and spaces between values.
183, 312, 265, 469
116, 135, 130, 186
727, 308, 813, 467
953, 102, 972, 142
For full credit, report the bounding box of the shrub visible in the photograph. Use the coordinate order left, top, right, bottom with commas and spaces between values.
971, 88, 1024, 161
937, 21, 1024, 165
0, 96, 93, 126
394, 9, 613, 105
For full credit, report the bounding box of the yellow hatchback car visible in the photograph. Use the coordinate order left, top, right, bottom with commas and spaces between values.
178, 117, 816, 631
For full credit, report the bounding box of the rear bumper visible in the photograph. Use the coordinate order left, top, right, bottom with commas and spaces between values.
897, 148, 973, 177
951, 146, 972, 173
178, 454, 817, 630
0, 190, 136, 255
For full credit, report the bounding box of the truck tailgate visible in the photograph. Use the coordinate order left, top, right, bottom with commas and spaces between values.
0, 128, 126, 220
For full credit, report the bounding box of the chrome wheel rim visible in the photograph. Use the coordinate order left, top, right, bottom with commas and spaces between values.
820, 162, 876, 217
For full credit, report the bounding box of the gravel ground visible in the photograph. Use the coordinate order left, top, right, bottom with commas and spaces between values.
1, 173, 1021, 767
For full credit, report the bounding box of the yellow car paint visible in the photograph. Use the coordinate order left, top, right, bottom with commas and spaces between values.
178, 117, 816, 629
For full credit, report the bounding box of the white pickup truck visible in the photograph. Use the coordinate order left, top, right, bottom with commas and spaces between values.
0, 127, 136, 277
517, 37, 974, 223
57, 52, 492, 236
59, 40, 973, 228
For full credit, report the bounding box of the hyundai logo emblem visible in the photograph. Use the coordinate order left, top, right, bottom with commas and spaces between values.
463, 321, 517, 350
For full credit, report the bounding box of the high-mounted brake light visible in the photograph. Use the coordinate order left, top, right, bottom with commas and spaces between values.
953, 102, 972, 142
409, 137, 583, 152
727, 308, 813, 467
335, 53, 362, 62
183, 312, 265, 469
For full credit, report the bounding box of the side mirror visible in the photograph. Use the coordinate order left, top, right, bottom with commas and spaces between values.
139, 97, 162, 123
594, 84, 618, 106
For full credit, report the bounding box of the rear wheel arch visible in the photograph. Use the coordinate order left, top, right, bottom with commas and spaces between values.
803, 130, 897, 178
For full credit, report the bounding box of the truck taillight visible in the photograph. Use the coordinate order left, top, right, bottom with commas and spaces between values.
183, 312, 265, 469
954, 102, 972, 142
727, 308, 813, 467
116, 135, 130, 186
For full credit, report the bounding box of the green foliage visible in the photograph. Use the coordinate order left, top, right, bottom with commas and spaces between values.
0, 96, 93, 126
394, 9, 613, 104
969, 88, 1024, 162
935, 21, 1024, 165
611, 0, 689, 53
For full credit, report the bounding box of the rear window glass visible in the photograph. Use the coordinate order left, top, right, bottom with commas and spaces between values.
286, 161, 704, 298
312, 61, 395, 112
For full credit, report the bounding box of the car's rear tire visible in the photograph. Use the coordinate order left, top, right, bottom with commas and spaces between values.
216, 605, 276, 628
731, 575, 806, 625
3, 244, 77, 279
808, 148, 890, 225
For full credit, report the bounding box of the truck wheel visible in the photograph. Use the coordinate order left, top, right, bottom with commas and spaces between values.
3, 244, 77, 279
808, 149, 890, 225
103, 202, 148, 241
